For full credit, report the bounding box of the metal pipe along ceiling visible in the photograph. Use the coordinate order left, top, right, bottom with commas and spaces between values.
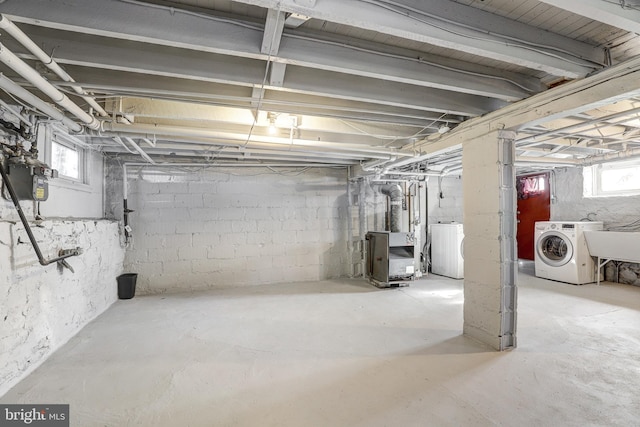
103, 131, 395, 161
102, 122, 408, 157
0, 43, 100, 130
0, 14, 108, 117
123, 137, 155, 164
0, 74, 83, 132
107, 145, 361, 164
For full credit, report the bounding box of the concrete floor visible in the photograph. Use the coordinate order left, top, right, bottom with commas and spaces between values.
2, 264, 640, 426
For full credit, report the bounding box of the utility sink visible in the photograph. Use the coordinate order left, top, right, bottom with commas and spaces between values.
584, 231, 640, 285
584, 231, 640, 263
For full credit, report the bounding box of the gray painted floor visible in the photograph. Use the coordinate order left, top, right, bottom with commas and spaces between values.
3, 264, 640, 426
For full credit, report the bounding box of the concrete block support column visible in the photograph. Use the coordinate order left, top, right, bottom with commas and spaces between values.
462, 130, 517, 351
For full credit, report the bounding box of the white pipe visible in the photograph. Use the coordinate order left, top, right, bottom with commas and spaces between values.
0, 98, 31, 127
123, 137, 155, 164
107, 145, 357, 164
112, 137, 136, 154
579, 147, 640, 166
102, 132, 388, 162
516, 156, 578, 165
105, 131, 392, 160
103, 122, 408, 157
372, 179, 413, 183
0, 73, 82, 132
123, 163, 128, 201
0, 43, 100, 130
0, 14, 108, 117
361, 156, 397, 171
124, 162, 346, 168
141, 137, 156, 147
381, 171, 433, 177
517, 106, 640, 146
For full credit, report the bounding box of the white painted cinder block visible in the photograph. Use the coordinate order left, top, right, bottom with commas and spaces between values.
108, 166, 349, 293
0, 220, 124, 397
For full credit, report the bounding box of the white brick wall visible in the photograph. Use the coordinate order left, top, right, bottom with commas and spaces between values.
428, 175, 463, 225
0, 220, 124, 397
551, 167, 640, 226
106, 165, 349, 293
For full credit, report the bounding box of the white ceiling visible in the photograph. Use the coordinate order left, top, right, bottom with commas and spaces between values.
1, 0, 640, 172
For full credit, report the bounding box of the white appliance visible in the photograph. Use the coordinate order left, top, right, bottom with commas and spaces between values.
534, 221, 603, 285
431, 223, 464, 279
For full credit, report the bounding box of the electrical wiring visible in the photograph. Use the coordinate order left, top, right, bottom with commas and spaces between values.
602, 0, 640, 11
606, 217, 640, 231
118, 0, 537, 93
339, 120, 416, 141
339, 112, 447, 143
284, 33, 536, 93
115, 0, 272, 148
357, 0, 604, 68
116, 0, 264, 31
266, 166, 311, 175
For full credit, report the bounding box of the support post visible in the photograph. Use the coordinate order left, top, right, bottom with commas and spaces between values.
462, 130, 517, 350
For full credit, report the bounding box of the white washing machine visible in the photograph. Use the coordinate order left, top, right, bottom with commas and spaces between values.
430, 223, 464, 279
534, 221, 603, 285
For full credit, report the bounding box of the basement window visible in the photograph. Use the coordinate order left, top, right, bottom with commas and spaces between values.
51, 141, 79, 179
45, 129, 89, 185
584, 160, 640, 197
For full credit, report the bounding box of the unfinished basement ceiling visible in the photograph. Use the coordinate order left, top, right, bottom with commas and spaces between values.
0, 0, 640, 171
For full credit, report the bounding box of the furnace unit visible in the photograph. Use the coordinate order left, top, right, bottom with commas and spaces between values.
365, 231, 416, 288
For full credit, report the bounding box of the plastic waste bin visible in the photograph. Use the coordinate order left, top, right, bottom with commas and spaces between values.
117, 273, 138, 299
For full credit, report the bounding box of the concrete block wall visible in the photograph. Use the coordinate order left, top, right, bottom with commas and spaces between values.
0, 220, 125, 397
105, 164, 349, 293
427, 175, 463, 225
552, 167, 640, 285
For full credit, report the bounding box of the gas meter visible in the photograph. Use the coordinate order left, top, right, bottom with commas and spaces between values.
4, 163, 58, 201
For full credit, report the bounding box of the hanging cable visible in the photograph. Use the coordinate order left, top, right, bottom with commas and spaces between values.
357, 0, 604, 68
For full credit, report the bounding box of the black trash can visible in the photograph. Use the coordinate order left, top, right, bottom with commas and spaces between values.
117, 273, 138, 299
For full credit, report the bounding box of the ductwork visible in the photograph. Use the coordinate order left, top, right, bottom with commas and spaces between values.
380, 184, 403, 232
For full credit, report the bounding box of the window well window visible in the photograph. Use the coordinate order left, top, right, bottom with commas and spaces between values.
51, 141, 80, 179
584, 160, 640, 197
44, 124, 89, 185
